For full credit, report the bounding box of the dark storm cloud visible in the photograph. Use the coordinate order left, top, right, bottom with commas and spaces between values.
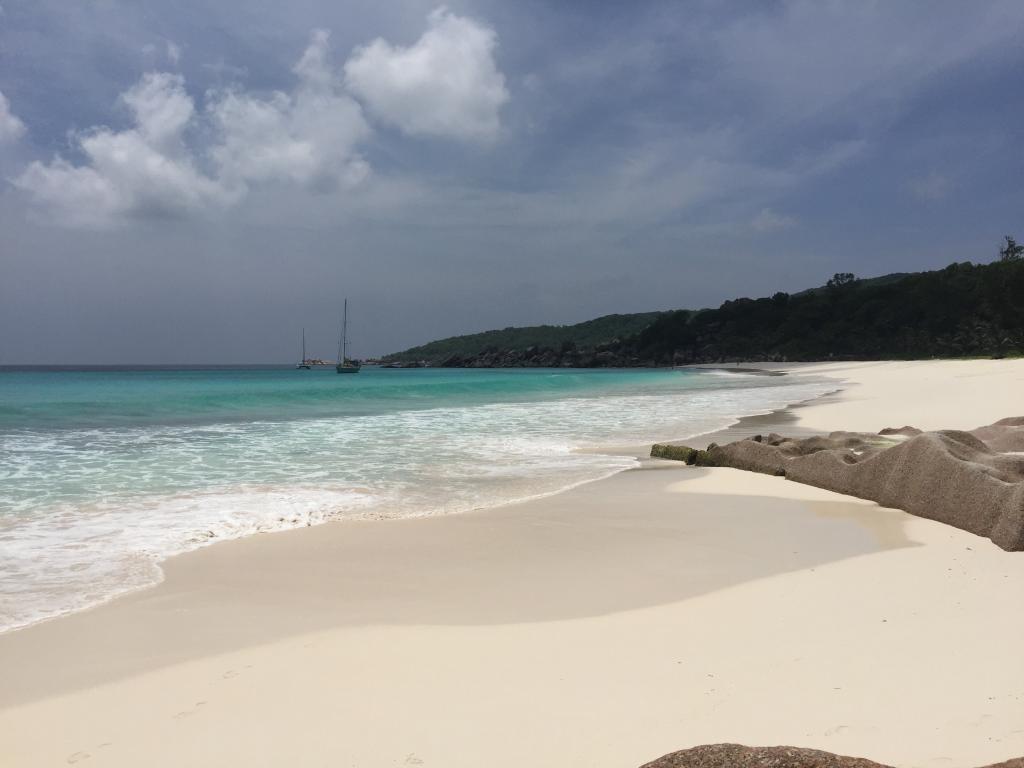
1, 0, 1023, 362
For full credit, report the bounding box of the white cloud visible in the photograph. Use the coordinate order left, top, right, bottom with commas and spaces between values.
0, 90, 26, 143
14, 33, 373, 227
910, 171, 953, 201
751, 207, 797, 232
166, 41, 182, 66
344, 7, 508, 141
123, 71, 193, 147
209, 29, 370, 189
15, 74, 232, 227
13, 11, 510, 227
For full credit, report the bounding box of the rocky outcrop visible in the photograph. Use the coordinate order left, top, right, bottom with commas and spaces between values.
651, 444, 700, 463
971, 416, 1024, 452
878, 425, 923, 437
639, 744, 1024, 768
654, 419, 1024, 551
651, 444, 715, 466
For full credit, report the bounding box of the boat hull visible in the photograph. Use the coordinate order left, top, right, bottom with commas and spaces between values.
336, 364, 361, 374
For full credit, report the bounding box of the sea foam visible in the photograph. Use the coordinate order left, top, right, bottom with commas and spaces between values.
0, 368, 836, 632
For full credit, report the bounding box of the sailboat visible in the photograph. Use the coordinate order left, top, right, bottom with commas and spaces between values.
336, 299, 361, 374
296, 328, 312, 369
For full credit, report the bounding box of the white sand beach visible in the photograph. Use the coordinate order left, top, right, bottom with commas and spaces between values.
777, 359, 1024, 433
1, 360, 1023, 768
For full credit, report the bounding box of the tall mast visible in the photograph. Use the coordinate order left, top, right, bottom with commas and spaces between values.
342, 315, 350, 364
342, 299, 348, 363
302, 328, 306, 363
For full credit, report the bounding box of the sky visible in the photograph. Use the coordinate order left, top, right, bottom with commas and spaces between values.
1, 0, 1023, 363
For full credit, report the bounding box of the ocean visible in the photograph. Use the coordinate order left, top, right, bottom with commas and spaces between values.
0, 365, 835, 632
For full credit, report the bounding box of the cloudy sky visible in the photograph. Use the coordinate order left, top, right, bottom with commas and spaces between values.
1, 1, 1023, 363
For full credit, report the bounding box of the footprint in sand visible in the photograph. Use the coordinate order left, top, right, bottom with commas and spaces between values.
405, 754, 424, 765
67, 743, 113, 763
173, 701, 207, 719
824, 725, 849, 736
221, 665, 254, 680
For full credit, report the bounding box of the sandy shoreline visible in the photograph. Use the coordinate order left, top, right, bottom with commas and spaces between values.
1, 359, 1022, 767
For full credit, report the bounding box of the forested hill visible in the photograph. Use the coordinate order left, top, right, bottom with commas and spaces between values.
383, 312, 666, 366
384, 259, 1024, 367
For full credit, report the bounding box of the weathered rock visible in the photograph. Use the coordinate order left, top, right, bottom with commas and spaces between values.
695, 421, 1024, 551
651, 444, 699, 463
639, 744, 1024, 768
692, 449, 717, 467
640, 744, 885, 768
802, 430, 1022, 550
971, 416, 1024, 452
879, 425, 923, 436
707, 439, 790, 475
650, 444, 714, 466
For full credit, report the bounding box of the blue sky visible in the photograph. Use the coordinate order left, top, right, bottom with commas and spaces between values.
1, 0, 1022, 362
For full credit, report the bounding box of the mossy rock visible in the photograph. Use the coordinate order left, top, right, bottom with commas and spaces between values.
691, 450, 717, 467
651, 444, 697, 462
651, 444, 717, 466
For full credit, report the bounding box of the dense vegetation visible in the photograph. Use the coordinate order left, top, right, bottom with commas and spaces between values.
385, 257, 1024, 367
384, 312, 665, 365
628, 259, 1024, 364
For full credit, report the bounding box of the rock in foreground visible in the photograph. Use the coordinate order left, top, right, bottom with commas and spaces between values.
639, 744, 1024, 768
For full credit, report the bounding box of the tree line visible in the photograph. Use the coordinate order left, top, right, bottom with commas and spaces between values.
385, 238, 1024, 366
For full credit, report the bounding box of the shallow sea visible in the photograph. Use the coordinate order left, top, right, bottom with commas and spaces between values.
0, 365, 836, 632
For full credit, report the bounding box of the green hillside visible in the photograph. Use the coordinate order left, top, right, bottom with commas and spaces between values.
627, 260, 1023, 364
384, 256, 1024, 367
384, 312, 666, 365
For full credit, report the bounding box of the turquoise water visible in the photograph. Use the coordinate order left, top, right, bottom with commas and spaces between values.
0, 365, 835, 631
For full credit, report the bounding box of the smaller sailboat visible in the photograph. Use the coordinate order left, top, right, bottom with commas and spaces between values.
336, 299, 361, 374
296, 328, 312, 369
